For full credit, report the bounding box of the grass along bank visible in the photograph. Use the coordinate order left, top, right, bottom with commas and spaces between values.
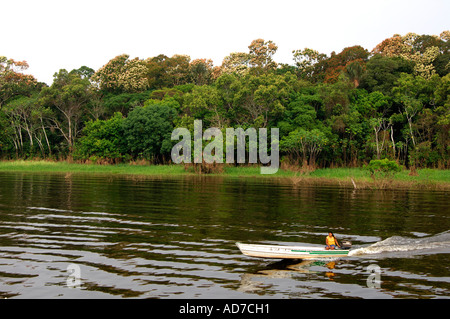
0, 160, 448, 189
0, 160, 187, 176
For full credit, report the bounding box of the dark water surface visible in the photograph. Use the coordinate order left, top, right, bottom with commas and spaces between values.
0, 172, 448, 299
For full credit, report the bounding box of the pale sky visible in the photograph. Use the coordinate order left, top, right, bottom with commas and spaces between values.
2, 0, 449, 85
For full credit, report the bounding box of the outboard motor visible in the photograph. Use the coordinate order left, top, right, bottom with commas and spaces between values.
340, 240, 352, 250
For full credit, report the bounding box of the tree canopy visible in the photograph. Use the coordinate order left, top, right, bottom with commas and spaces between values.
1, 32, 449, 168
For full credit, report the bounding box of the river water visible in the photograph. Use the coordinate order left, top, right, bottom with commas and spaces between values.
0, 172, 448, 299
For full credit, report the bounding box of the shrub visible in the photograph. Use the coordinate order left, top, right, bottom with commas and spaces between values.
365, 158, 402, 178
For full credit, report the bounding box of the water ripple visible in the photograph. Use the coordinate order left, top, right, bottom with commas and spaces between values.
0, 173, 448, 298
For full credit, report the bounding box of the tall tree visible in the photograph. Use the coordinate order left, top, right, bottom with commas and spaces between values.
122, 99, 178, 161
182, 85, 226, 128
3, 95, 51, 157
248, 39, 278, 74
323, 46, 369, 84
360, 54, 414, 95
40, 69, 95, 152
292, 48, 327, 82
232, 73, 295, 128
372, 31, 449, 79
166, 54, 191, 86
391, 73, 438, 153
281, 128, 329, 167
0, 56, 40, 108
344, 59, 366, 88
92, 54, 149, 93
189, 59, 214, 86
221, 52, 251, 76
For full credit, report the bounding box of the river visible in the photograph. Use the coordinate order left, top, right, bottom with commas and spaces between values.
0, 172, 448, 299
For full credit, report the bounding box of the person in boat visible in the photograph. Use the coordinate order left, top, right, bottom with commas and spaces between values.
325, 232, 341, 250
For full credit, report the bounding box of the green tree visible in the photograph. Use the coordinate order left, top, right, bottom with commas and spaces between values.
365, 91, 392, 160
344, 59, 366, 88
146, 54, 172, 89
392, 73, 432, 148
280, 128, 329, 167
292, 48, 327, 82
182, 85, 226, 128
74, 112, 126, 162
276, 87, 321, 137
434, 74, 450, 166
0, 111, 12, 156
40, 69, 96, 152
3, 95, 52, 157
70, 66, 95, 80
101, 91, 152, 117
360, 54, 414, 95
232, 72, 296, 127
122, 100, 178, 162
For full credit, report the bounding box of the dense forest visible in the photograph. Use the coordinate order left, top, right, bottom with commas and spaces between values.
1, 31, 449, 169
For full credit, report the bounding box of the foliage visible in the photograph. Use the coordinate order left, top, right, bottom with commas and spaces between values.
122, 100, 178, 161
360, 54, 414, 95
364, 158, 402, 178
0, 56, 41, 107
248, 39, 278, 74
280, 128, 329, 166
372, 32, 450, 78
221, 52, 251, 75
323, 46, 369, 84
92, 54, 149, 93
1, 32, 449, 168
292, 48, 327, 81
39, 69, 95, 152
74, 112, 126, 162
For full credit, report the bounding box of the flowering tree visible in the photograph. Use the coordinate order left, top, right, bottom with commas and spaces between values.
0, 56, 38, 108
372, 32, 448, 79
92, 54, 148, 93
221, 52, 251, 76
248, 39, 278, 74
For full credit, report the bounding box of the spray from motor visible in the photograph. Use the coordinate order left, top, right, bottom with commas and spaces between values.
348, 231, 450, 256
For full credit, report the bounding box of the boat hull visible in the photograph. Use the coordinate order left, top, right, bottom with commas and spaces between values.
236, 242, 350, 259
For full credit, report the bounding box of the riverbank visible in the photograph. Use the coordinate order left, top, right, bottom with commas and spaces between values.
0, 160, 449, 190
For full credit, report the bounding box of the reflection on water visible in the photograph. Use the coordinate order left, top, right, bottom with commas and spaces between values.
0, 172, 448, 298
238, 259, 340, 294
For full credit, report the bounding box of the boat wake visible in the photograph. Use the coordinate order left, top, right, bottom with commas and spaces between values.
348, 231, 450, 257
